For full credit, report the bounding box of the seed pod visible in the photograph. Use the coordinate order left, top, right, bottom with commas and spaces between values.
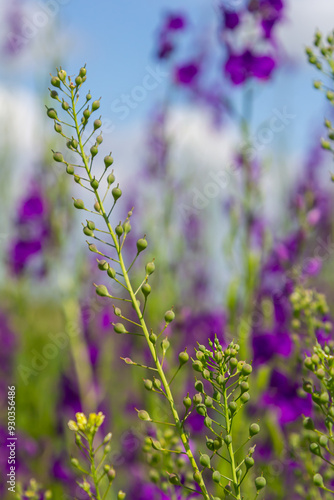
193, 393, 202, 405
164, 309, 175, 323
229, 357, 238, 369
51, 76, 61, 88
92, 100, 100, 111
213, 438, 222, 450
79, 67, 86, 77
206, 439, 214, 450
47, 108, 58, 119
241, 392, 250, 404
90, 178, 99, 189
192, 360, 203, 373
137, 238, 148, 253
96, 285, 110, 297
205, 396, 213, 407
90, 145, 98, 157
228, 401, 237, 414
245, 456, 254, 468
199, 454, 210, 468
310, 442, 321, 456
50, 90, 58, 99
112, 186, 122, 202
86, 92, 92, 100
303, 417, 315, 430
115, 224, 124, 237
138, 410, 150, 421
214, 351, 222, 362
149, 332, 157, 344
83, 108, 91, 119
54, 122, 62, 133
249, 423, 260, 436
183, 396, 192, 408
255, 477, 266, 491
153, 378, 161, 389
107, 468, 116, 482
146, 261, 155, 275
75, 76, 83, 86
58, 69, 67, 81
179, 351, 189, 365
196, 404, 206, 416
97, 260, 109, 271
87, 220, 95, 230
62, 100, 70, 111
213, 390, 221, 402
194, 380, 204, 392
88, 244, 98, 253
193, 471, 202, 485
313, 473, 324, 487
107, 173, 115, 185
94, 119, 102, 130
94, 201, 101, 212
212, 471, 221, 484
66, 164, 75, 175
241, 364, 253, 376
204, 416, 212, 428
83, 226, 94, 237
103, 432, 112, 444
73, 198, 85, 209
104, 155, 114, 168
144, 379, 153, 391
142, 283, 151, 297
224, 435, 232, 445
114, 307, 121, 317
169, 474, 180, 486
117, 492, 126, 500
71, 458, 80, 468
319, 435, 328, 447
114, 323, 127, 334
123, 221, 131, 234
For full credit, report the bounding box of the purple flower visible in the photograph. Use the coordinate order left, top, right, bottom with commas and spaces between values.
176, 309, 225, 350
252, 330, 293, 365
225, 49, 275, 85
262, 369, 312, 425
248, 0, 284, 39
10, 239, 42, 274
221, 8, 240, 30
174, 62, 200, 86
156, 12, 186, 60
166, 14, 186, 31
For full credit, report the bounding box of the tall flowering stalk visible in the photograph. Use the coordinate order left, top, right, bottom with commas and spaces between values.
47, 66, 264, 499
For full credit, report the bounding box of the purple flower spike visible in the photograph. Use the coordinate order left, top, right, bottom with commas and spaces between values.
175, 62, 200, 86
225, 49, 275, 85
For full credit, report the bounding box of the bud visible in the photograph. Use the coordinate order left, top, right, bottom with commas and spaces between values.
79, 67, 86, 77
205, 396, 213, 407
83, 108, 91, 119
97, 260, 109, 271
241, 363, 252, 376
192, 360, 203, 372
212, 471, 221, 484
51, 76, 61, 88
115, 224, 124, 237
94, 201, 102, 212
255, 477, 266, 491
144, 379, 153, 391
95, 285, 110, 297
54, 122, 62, 133
73, 198, 85, 209
47, 108, 58, 119
107, 468, 116, 482
117, 492, 126, 500
71, 458, 80, 468
62, 100, 70, 111
224, 435, 232, 445
123, 221, 131, 234
199, 454, 210, 468
245, 456, 254, 469
229, 357, 238, 369
183, 395, 192, 408
142, 283, 151, 297
58, 69, 67, 81
114, 323, 127, 334
104, 155, 114, 168
112, 186, 122, 202
149, 332, 157, 344
164, 309, 175, 324
146, 261, 155, 275
103, 432, 112, 444
137, 238, 148, 253
313, 473, 324, 487
107, 173, 115, 185
83, 226, 94, 237
50, 90, 58, 99
86, 92, 92, 100
137, 410, 151, 421
88, 244, 98, 253
92, 100, 100, 111
179, 351, 189, 365
75, 76, 83, 86
249, 423, 260, 436
241, 392, 250, 404
169, 473, 181, 485
90, 145, 98, 157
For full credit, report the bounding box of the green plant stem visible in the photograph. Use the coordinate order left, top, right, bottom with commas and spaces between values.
70, 89, 210, 500
89, 439, 102, 500
223, 384, 241, 500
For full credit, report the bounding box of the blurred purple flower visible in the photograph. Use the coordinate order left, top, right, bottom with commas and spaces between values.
221, 7, 240, 30
157, 12, 186, 60
252, 330, 292, 365
176, 309, 225, 350
225, 49, 275, 85
3, 0, 25, 56
166, 14, 186, 31
262, 369, 312, 425
174, 62, 200, 86
248, 0, 285, 39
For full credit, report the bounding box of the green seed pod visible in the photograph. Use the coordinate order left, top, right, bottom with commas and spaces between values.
90, 178, 99, 190
217, 374, 225, 385
213, 390, 221, 402
176, 351, 189, 366
249, 423, 260, 436
51, 76, 61, 88
142, 283, 151, 297
255, 477, 266, 491
138, 410, 150, 421
53, 151, 64, 163
183, 396, 192, 408
114, 323, 127, 334
103, 432, 112, 444
194, 380, 204, 392
104, 155, 114, 168
75, 76, 83, 86
114, 307, 121, 317
303, 381, 313, 393
224, 435, 232, 446
169, 474, 180, 486
245, 456, 254, 469
94, 201, 101, 212
202, 368, 211, 380
213, 438, 222, 450
73, 198, 85, 209
94, 119, 102, 130
105, 267, 115, 280
320, 392, 329, 404
206, 439, 214, 451
228, 401, 237, 414
241, 363, 253, 376
146, 261, 155, 275
86, 92, 92, 100
117, 491, 126, 500
66, 164, 74, 175
303, 417, 315, 430
92, 100, 100, 111
96, 285, 110, 297
112, 186, 122, 202
313, 473, 324, 487
310, 442, 321, 456
79, 67, 86, 77
83, 108, 91, 119
97, 260, 109, 271
83, 226, 94, 237
115, 224, 124, 237
193, 470, 202, 485
319, 435, 328, 447
204, 416, 212, 428
193, 393, 202, 405
50, 90, 58, 99
164, 309, 175, 323
90, 145, 98, 157
196, 404, 206, 416
123, 221, 131, 234
54, 122, 62, 133
71, 458, 79, 468
192, 360, 203, 373
304, 357, 313, 370
47, 108, 58, 119
87, 220, 95, 230
241, 392, 250, 404
149, 333, 157, 344
230, 357, 238, 369
107, 173, 115, 185
58, 69, 67, 81
205, 396, 213, 407
212, 471, 221, 484
149, 470, 159, 484
199, 454, 210, 468
137, 238, 148, 253
88, 244, 98, 253
62, 100, 70, 110
144, 379, 153, 391
214, 351, 222, 363
153, 378, 161, 389
196, 351, 205, 361
107, 468, 116, 482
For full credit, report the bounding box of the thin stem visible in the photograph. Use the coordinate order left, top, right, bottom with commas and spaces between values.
223, 383, 241, 500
